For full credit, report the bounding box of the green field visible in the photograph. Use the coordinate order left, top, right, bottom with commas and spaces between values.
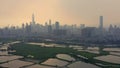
10, 43, 100, 62
10, 43, 76, 61
10, 43, 120, 68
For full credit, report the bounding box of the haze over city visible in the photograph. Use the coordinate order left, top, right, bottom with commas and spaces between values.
0, 0, 120, 27
0, 0, 120, 68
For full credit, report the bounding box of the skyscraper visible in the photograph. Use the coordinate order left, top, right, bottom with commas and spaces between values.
32, 13, 35, 25
22, 23, 25, 29
49, 19, 51, 25
48, 20, 52, 33
30, 14, 37, 33
99, 16, 104, 37
99, 16, 103, 29
55, 21, 60, 30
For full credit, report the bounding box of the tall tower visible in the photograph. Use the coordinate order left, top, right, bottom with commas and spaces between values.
48, 19, 52, 33
32, 13, 35, 24
99, 16, 103, 29
55, 21, 60, 30
49, 19, 51, 25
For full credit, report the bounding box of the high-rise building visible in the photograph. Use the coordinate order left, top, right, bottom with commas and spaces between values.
48, 20, 52, 33
55, 21, 60, 30
80, 24, 85, 29
32, 13, 35, 25
99, 16, 103, 29
45, 22, 48, 27
81, 27, 96, 38
49, 19, 51, 25
22, 23, 25, 29
30, 14, 37, 33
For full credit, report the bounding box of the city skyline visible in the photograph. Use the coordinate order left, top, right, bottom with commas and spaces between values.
0, 0, 120, 27
0, 1, 120, 68
0, 14, 118, 29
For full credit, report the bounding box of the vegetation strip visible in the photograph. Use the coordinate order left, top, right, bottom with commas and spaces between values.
10, 43, 120, 68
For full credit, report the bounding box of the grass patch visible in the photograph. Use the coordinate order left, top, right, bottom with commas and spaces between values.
10, 43, 76, 61
10, 43, 120, 68
74, 51, 99, 59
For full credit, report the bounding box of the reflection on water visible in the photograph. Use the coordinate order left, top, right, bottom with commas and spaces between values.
41, 58, 68, 67
56, 54, 75, 61
68, 61, 100, 68
94, 55, 120, 64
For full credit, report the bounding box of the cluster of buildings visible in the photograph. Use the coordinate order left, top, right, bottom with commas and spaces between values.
0, 14, 120, 44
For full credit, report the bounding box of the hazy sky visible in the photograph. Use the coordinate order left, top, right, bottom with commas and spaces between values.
0, 0, 120, 27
